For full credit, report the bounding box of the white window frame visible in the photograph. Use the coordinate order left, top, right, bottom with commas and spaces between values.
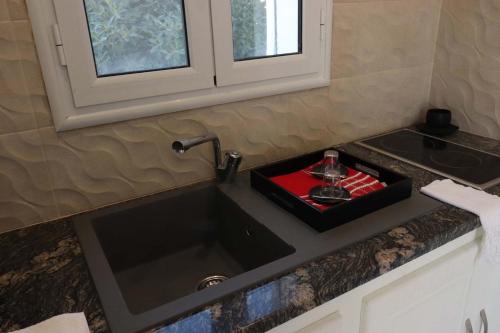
52, 0, 215, 107
27, 0, 332, 131
212, 0, 323, 87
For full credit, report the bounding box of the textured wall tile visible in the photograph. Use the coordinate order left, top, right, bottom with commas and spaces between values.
430, 0, 500, 139
39, 122, 209, 217
329, 64, 432, 141
30, 94, 52, 128
0, 129, 57, 233
11, 20, 36, 62
0, 21, 17, 61
6, 0, 27, 21
38, 92, 337, 217
156, 93, 338, 170
332, 0, 443, 78
0, 21, 37, 135
11, 19, 53, 128
0, 0, 9, 22
36, 64, 431, 219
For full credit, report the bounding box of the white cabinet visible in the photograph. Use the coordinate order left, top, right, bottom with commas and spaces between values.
268, 286, 362, 333
360, 243, 477, 333
291, 312, 343, 333
268, 229, 500, 333
267, 295, 348, 333
463, 239, 500, 333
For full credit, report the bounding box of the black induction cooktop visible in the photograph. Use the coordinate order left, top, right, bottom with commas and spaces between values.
357, 129, 500, 189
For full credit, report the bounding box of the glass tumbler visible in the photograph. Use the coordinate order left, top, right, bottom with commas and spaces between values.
320, 150, 343, 197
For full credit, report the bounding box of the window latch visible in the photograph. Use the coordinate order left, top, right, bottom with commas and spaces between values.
52, 24, 67, 66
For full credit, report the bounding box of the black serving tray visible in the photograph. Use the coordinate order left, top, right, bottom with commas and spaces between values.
250, 149, 412, 232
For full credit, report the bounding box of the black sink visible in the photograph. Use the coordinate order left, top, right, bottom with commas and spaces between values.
90, 185, 294, 315
73, 181, 298, 333
74, 172, 441, 333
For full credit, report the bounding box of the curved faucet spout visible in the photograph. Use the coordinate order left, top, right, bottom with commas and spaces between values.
172, 132, 222, 168
172, 133, 241, 183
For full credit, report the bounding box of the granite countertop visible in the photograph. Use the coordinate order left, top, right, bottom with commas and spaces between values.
1, 129, 500, 333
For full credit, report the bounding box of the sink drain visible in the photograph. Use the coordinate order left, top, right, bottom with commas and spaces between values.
196, 275, 228, 291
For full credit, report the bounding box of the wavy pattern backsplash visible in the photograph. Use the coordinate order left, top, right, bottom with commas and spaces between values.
431, 0, 500, 139
0, 0, 442, 233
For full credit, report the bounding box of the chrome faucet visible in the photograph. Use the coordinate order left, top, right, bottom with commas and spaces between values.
172, 133, 242, 183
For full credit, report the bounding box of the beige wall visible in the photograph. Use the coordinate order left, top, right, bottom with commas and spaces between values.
0, 0, 442, 233
431, 0, 500, 139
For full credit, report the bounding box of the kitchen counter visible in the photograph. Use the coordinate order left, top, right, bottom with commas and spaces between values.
1, 129, 499, 333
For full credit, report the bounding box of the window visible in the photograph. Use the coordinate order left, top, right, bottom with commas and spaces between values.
27, 0, 332, 131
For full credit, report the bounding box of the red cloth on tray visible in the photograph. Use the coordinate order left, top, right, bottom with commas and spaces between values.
270, 163, 386, 211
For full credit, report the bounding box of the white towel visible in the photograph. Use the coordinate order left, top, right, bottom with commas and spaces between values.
12, 313, 90, 333
421, 179, 500, 263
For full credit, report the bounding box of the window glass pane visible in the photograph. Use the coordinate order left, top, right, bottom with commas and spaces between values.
231, 0, 302, 61
84, 0, 189, 77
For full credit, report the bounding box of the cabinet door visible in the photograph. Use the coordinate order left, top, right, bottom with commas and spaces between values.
464, 239, 500, 332
268, 309, 344, 333
481, 264, 500, 331
360, 243, 477, 333
293, 312, 343, 333
267, 295, 354, 333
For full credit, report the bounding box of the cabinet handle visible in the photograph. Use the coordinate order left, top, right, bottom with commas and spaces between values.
466, 318, 474, 333
480, 309, 488, 333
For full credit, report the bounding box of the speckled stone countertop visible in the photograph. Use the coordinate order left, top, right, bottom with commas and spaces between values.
2, 129, 500, 333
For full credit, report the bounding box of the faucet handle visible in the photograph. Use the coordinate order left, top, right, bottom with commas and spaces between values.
218, 150, 242, 183
226, 150, 241, 160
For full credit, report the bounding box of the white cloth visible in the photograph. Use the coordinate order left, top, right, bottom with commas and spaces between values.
12, 313, 90, 333
421, 179, 500, 263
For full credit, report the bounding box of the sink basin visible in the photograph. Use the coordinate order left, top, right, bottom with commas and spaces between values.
91, 185, 294, 314
73, 181, 295, 333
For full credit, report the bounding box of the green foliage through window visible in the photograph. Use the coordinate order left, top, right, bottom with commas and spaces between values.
84, 0, 300, 75
231, 0, 268, 61
84, 0, 189, 76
